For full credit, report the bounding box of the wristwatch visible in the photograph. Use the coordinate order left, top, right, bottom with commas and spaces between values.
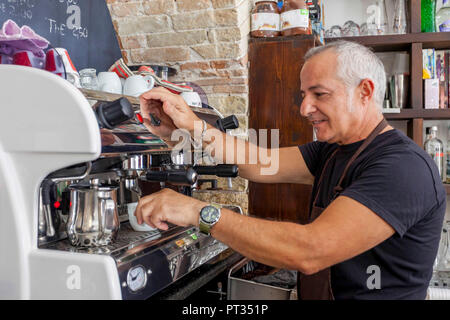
199, 203, 221, 235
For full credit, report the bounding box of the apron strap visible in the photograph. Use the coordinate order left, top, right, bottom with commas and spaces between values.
333, 119, 388, 195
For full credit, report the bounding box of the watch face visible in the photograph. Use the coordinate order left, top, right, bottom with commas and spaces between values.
201, 206, 220, 224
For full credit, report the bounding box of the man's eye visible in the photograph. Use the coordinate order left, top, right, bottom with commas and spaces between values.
315, 92, 327, 97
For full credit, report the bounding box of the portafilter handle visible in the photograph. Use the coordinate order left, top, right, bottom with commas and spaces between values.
95, 97, 134, 129
144, 167, 198, 186
193, 164, 239, 178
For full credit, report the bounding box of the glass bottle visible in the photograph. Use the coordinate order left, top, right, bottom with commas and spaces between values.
436, 0, 450, 32
424, 126, 445, 181
435, 225, 448, 270
422, 0, 436, 32
447, 126, 450, 183
392, 0, 408, 34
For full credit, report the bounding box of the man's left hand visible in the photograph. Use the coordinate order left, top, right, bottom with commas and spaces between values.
134, 188, 206, 231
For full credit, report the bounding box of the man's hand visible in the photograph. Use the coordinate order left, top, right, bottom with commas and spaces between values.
134, 188, 206, 231
139, 87, 201, 141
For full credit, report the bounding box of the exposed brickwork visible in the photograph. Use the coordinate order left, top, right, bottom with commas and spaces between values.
107, 0, 251, 208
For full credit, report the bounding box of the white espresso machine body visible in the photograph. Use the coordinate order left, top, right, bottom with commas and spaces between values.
0, 65, 122, 299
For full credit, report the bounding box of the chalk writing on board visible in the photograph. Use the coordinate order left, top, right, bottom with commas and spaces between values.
45, 1, 88, 39
0, 0, 121, 72
0, 0, 35, 21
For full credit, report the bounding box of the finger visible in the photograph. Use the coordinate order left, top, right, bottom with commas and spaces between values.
143, 215, 158, 229
135, 195, 156, 224
140, 201, 157, 227
141, 119, 157, 134
148, 208, 169, 231
140, 96, 162, 111
140, 88, 175, 105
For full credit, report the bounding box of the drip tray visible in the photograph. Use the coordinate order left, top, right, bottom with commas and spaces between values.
40, 223, 187, 259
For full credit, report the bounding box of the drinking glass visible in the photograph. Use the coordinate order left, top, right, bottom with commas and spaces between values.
79, 68, 99, 90
366, 0, 389, 35
392, 0, 408, 34
342, 20, 360, 37
360, 23, 369, 36
325, 25, 342, 38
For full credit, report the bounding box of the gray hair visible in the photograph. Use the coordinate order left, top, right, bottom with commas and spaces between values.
304, 40, 386, 109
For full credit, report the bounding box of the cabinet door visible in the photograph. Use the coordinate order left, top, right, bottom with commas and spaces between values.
248, 38, 316, 224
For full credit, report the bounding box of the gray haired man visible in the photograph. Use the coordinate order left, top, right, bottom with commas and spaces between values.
135, 40, 445, 300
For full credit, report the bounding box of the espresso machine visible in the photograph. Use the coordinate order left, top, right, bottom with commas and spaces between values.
0, 65, 240, 299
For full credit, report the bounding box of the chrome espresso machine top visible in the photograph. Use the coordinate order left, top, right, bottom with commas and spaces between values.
0, 66, 240, 300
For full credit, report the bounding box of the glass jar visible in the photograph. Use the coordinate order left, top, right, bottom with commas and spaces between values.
281, 0, 311, 36
251, 1, 280, 38
79, 68, 99, 90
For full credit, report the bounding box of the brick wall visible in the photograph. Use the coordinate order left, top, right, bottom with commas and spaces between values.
106, 0, 251, 212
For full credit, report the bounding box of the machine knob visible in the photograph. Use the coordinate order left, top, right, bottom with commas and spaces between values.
96, 98, 134, 129
215, 115, 239, 132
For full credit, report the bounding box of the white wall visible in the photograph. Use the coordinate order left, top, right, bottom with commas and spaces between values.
323, 0, 397, 31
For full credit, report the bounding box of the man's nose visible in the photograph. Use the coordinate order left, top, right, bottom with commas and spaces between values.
300, 96, 316, 117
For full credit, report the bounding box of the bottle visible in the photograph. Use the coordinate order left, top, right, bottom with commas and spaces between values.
436, 0, 450, 32
281, 0, 312, 36
392, 0, 408, 34
421, 0, 436, 32
447, 126, 450, 183
251, 1, 281, 38
424, 126, 445, 181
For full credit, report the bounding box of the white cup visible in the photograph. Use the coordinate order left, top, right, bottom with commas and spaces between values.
181, 91, 202, 108
98, 72, 122, 94
127, 203, 157, 232
123, 75, 155, 97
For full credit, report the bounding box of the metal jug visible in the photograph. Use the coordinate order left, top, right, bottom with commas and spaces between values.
67, 179, 120, 247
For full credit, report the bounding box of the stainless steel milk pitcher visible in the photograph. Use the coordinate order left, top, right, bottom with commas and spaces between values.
67, 179, 120, 247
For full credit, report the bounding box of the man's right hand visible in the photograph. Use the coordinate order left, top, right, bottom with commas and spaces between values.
139, 87, 201, 142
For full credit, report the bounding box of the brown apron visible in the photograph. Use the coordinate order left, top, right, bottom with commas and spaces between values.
298, 119, 388, 300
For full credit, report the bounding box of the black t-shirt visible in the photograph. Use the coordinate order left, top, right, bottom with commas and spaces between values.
299, 129, 446, 300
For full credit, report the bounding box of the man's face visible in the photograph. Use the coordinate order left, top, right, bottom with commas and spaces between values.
300, 51, 363, 145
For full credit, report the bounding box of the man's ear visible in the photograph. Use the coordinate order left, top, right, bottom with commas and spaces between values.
359, 79, 375, 105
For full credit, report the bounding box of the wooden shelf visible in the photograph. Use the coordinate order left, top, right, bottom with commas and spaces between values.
385, 109, 450, 120
326, 32, 450, 52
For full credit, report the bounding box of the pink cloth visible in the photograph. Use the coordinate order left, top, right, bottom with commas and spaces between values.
0, 19, 49, 58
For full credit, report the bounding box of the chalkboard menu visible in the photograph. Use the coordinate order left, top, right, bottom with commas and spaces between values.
0, 0, 122, 72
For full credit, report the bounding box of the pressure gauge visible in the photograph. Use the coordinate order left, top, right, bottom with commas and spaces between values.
127, 265, 147, 292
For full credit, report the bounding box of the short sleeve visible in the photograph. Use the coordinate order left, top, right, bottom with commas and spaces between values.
340, 150, 445, 237
299, 141, 327, 177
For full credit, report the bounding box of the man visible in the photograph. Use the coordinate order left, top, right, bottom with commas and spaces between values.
135, 41, 446, 299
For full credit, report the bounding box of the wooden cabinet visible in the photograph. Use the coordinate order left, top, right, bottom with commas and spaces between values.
248, 36, 318, 224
